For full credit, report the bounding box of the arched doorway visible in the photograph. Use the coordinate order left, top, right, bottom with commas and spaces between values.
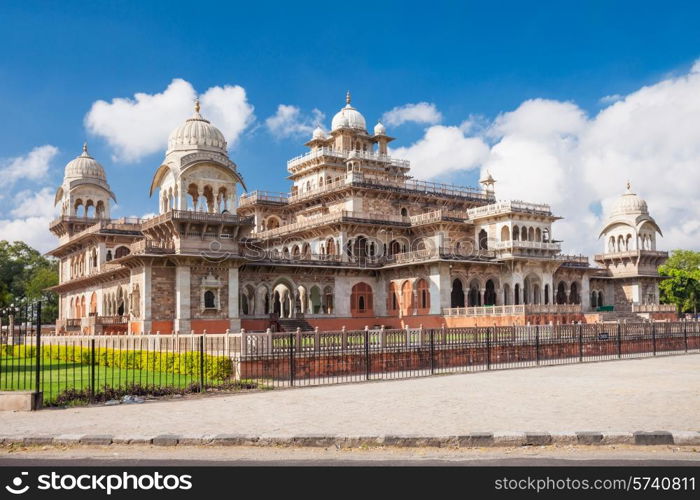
484, 279, 496, 306
556, 282, 567, 304
450, 279, 464, 308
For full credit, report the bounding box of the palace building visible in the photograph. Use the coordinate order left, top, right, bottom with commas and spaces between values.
48, 93, 675, 334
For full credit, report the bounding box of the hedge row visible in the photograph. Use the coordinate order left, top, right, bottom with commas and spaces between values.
1, 344, 233, 380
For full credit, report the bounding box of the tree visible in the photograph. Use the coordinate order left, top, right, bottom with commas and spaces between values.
0, 240, 59, 323
659, 250, 700, 315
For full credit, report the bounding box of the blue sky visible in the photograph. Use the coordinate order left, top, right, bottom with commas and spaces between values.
2, 1, 700, 253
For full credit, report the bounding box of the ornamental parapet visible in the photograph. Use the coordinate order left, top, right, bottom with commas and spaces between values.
442, 304, 582, 317
467, 200, 553, 219
251, 210, 410, 239
286, 147, 410, 172
141, 209, 253, 230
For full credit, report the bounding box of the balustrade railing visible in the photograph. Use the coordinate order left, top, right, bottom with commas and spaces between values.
467, 200, 552, 218
442, 304, 582, 316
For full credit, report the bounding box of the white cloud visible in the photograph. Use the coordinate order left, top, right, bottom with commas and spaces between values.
391, 125, 490, 179
0, 187, 59, 253
85, 79, 255, 162
0, 145, 59, 184
0, 216, 58, 253
200, 85, 255, 146
382, 102, 442, 127
395, 60, 700, 254
10, 187, 58, 219
265, 105, 324, 139
599, 94, 623, 105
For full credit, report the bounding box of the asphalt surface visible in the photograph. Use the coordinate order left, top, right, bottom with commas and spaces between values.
2, 457, 700, 466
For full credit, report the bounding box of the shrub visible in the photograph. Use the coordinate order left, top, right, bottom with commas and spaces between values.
5, 343, 233, 380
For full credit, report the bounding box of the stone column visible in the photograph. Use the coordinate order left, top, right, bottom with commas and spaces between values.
228, 266, 240, 331
141, 264, 152, 334
436, 263, 451, 314
174, 265, 191, 334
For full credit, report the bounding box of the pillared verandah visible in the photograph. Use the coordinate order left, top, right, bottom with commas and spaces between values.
47, 93, 674, 335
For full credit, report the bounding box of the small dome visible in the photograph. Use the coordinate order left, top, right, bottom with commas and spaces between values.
374, 121, 386, 135
64, 143, 107, 181
331, 91, 366, 131
167, 100, 227, 154
312, 126, 325, 140
611, 182, 648, 216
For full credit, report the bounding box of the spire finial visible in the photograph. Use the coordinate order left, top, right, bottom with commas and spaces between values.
626, 180, 631, 192
346, 90, 351, 105
194, 98, 201, 114
82, 142, 88, 153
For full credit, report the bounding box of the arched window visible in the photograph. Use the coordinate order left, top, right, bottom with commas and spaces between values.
528, 227, 535, 241
535, 228, 542, 242
500, 226, 510, 241
478, 229, 488, 250
514, 283, 521, 305
609, 236, 616, 253
598, 291, 604, 307
115, 246, 130, 259
513, 226, 520, 241
351, 282, 373, 315
625, 234, 632, 251
417, 279, 430, 310
591, 291, 598, 308
204, 290, 216, 309
400, 207, 408, 217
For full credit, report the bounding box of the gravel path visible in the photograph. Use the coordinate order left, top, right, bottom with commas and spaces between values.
1, 355, 698, 436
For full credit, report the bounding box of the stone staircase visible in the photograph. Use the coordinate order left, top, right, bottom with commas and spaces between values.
277, 318, 315, 332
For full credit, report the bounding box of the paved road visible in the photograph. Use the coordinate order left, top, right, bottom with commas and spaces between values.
2, 458, 699, 466
2, 445, 699, 466
2, 355, 699, 437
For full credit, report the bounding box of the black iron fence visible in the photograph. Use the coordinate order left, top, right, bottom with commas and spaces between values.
1, 311, 699, 407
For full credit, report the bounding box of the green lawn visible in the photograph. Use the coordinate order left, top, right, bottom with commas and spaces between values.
0, 355, 199, 404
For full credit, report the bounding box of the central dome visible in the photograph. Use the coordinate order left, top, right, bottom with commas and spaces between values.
167, 100, 227, 154
331, 92, 366, 131
611, 182, 648, 216
64, 143, 107, 182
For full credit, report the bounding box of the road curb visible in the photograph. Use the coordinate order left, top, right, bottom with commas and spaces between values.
1, 431, 698, 448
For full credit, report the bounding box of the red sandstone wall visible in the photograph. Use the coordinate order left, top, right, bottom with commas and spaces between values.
240, 335, 697, 380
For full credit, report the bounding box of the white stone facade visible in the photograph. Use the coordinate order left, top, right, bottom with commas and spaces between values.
47, 95, 671, 334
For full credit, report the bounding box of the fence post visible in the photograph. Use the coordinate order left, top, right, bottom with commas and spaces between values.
684, 320, 688, 353
616, 322, 622, 358
34, 301, 42, 399
535, 325, 540, 366
652, 321, 656, 356
429, 329, 435, 375
578, 323, 583, 362
198, 335, 205, 392
364, 327, 370, 381
486, 327, 491, 370
90, 338, 96, 403
289, 332, 295, 387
